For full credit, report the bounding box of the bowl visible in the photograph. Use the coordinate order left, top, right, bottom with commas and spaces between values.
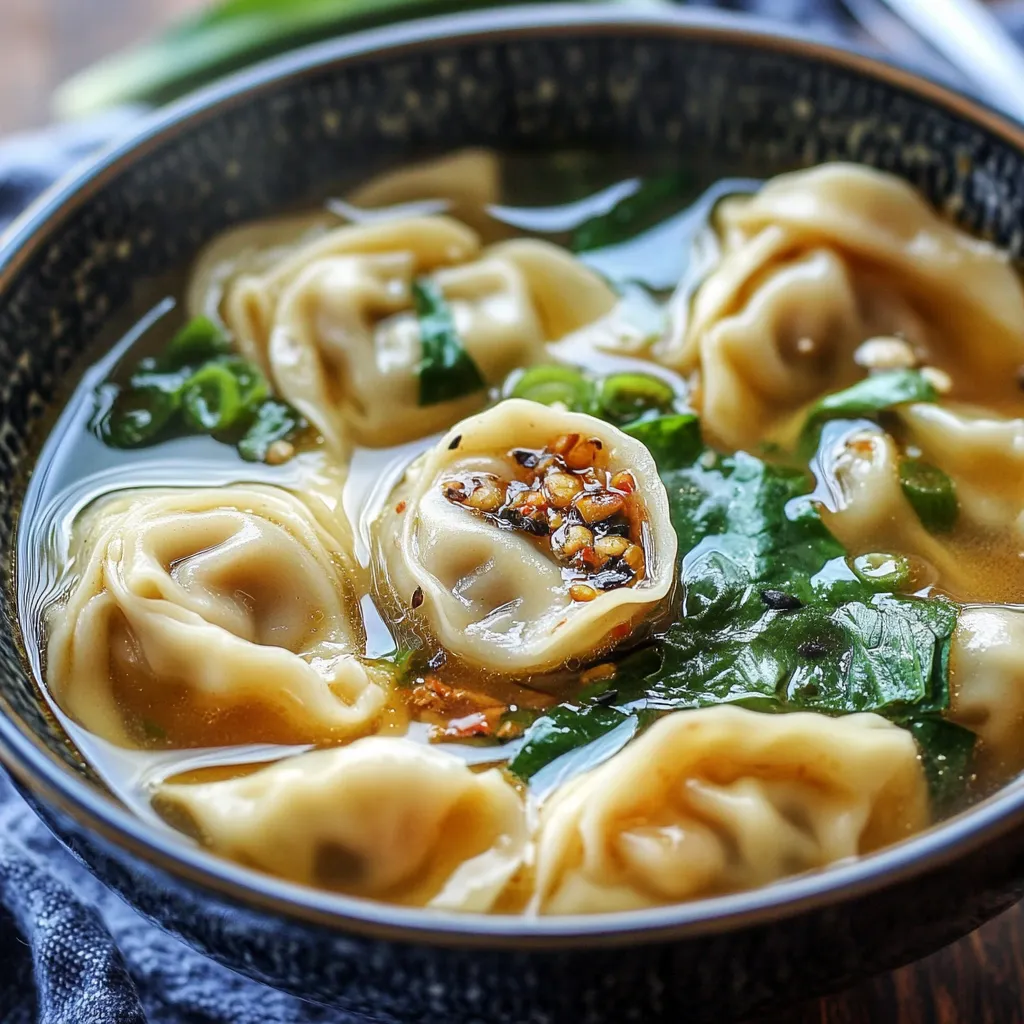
3, 6, 1024, 1022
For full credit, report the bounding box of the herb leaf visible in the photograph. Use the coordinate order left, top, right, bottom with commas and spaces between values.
412, 278, 486, 407
799, 369, 937, 454
902, 716, 976, 812
510, 416, 962, 796
571, 172, 692, 252
623, 413, 702, 471
508, 704, 630, 781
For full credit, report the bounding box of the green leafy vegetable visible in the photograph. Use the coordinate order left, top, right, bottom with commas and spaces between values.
508, 704, 629, 781
799, 369, 937, 454
95, 315, 303, 462
899, 458, 959, 533
510, 366, 594, 411
412, 279, 486, 407
571, 172, 693, 252
510, 415, 963, 806
597, 372, 676, 426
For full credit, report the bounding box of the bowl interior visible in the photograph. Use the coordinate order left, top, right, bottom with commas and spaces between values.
3, 4, 1024, 943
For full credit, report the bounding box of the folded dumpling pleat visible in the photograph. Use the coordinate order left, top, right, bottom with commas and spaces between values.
664, 163, 1024, 449
221, 215, 615, 451
375, 398, 677, 674
47, 486, 387, 747
532, 706, 929, 914
949, 606, 1024, 776
155, 738, 527, 911
818, 409, 1024, 603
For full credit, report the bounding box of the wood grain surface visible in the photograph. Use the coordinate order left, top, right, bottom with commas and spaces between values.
0, 2, 1022, 1022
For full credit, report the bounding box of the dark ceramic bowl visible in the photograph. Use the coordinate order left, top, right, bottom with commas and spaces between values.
3, 7, 1024, 1022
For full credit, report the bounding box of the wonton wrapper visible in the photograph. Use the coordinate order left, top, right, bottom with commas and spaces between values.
187, 149, 504, 320
898, 402, 1024, 535
819, 419, 1024, 603
665, 163, 1024, 449
376, 399, 677, 674
949, 606, 1024, 776
532, 706, 928, 914
345, 148, 502, 231
47, 485, 387, 747
222, 215, 615, 451
156, 737, 526, 911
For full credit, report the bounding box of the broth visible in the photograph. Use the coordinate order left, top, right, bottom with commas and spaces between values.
17, 151, 1024, 914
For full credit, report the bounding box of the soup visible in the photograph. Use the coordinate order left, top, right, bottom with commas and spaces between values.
19, 150, 1024, 915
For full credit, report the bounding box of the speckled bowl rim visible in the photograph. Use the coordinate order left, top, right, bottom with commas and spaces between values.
2, 4, 1024, 949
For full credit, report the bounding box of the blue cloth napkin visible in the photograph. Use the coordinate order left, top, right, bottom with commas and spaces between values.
1, 2, 1021, 1021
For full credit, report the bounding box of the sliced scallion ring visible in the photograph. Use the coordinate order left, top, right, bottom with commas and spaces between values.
598, 372, 675, 425
181, 362, 244, 431
898, 458, 959, 533
851, 552, 913, 591
510, 366, 594, 412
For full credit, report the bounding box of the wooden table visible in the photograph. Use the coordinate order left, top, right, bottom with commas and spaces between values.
0, 2, 1022, 1021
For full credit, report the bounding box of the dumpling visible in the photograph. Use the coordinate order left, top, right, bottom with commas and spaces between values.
532, 706, 928, 914
155, 737, 527, 911
222, 215, 615, 451
375, 398, 677, 674
818, 420, 1024, 603
343, 148, 502, 231
663, 163, 1024, 450
46, 485, 388, 748
948, 605, 1024, 776
187, 149, 504, 319
897, 402, 1024, 534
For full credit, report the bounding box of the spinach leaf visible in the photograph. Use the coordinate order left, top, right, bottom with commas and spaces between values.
508, 704, 630, 781
645, 559, 957, 717
510, 416, 962, 793
412, 278, 486, 406
902, 717, 976, 812
623, 412, 703, 471
799, 369, 936, 454
571, 172, 692, 252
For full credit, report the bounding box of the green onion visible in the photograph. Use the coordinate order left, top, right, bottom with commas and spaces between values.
898, 458, 959, 533
181, 362, 245, 431
217, 356, 270, 411
510, 366, 594, 411
412, 279, 486, 407
598, 372, 675, 425
54, 0, 577, 118
238, 400, 304, 462
162, 316, 232, 371
102, 385, 180, 448
851, 553, 913, 592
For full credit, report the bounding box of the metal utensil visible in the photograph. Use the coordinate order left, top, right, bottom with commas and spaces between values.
857, 0, 1024, 121
840, 0, 965, 81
